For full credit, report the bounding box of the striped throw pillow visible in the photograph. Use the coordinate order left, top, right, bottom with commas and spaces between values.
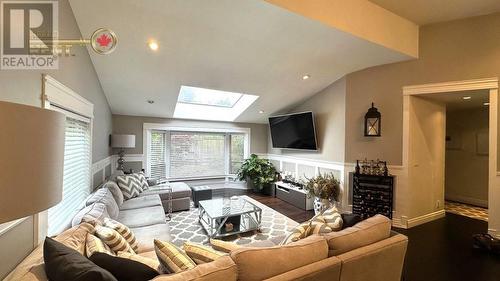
116, 175, 142, 199
320, 206, 343, 231
183, 242, 226, 264
307, 215, 333, 236
134, 172, 149, 191
280, 221, 310, 245
104, 218, 139, 252
95, 225, 135, 254
209, 238, 241, 253
154, 239, 196, 273
117, 251, 163, 273
85, 233, 115, 257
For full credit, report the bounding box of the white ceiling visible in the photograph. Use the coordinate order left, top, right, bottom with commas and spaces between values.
69, 0, 412, 123
369, 0, 500, 25
420, 90, 490, 111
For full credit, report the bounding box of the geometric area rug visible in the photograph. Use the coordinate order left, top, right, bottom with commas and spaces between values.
168, 195, 299, 247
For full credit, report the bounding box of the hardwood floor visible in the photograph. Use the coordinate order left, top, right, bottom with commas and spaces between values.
396, 213, 500, 281
247, 192, 315, 223
250, 193, 500, 281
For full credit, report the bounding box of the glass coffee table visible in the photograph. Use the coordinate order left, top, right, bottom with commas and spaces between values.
198, 197, 262, 238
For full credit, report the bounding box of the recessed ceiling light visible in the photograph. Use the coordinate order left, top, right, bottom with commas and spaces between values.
148, 40, 159, 51
484, 102, 490, 106
462, 96, 471, 100
259, 110, 265, 114
147, 100, 154, 104
302, 74, 310, 80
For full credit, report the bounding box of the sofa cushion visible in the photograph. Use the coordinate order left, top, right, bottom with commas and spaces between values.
120, 195, 162, 211
85, 188, 108, 205
150, 256, 237, 281
323, 214, 391, 257
89, 252, 159, 281
154, 239, 196, 273
86, 233, 115, 257
86, 189, 119, 219
57, 222, 96, 254
43, 237, 117, 281
72, 203, 110, 226
183, 242, 226, 264
117, 175, 142, 199
130, 224, 171, 253
117, 206, 166, 228
103, 181, 124, 206
230, 235, 328, 281
95, 225, 135, 254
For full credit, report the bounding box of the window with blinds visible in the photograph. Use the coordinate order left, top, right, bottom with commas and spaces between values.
148, 130, 246, 179
150, 131, 167, 179
170, 132, 226, 178
47, 116, 91, 236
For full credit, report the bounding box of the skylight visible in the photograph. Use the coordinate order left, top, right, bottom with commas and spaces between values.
178, 86, 242, 108
173, 86, 259, 121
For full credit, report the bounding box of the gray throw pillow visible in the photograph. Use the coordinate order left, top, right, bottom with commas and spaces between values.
103, 181, 124, 206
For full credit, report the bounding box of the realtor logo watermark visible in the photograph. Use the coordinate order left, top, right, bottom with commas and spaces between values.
1, 1, 59, 69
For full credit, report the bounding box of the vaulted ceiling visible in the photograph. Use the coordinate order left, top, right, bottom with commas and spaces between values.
69, 0, 416, 123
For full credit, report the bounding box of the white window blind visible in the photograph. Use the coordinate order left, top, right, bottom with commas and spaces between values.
150, 131, 167, 179
148, 130, 246, 179
48, 116, 91, 236
230, 134, 245, 174
170, 132, 226, 178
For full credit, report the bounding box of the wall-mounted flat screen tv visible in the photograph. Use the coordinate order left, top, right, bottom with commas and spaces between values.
269, 111, 318, 150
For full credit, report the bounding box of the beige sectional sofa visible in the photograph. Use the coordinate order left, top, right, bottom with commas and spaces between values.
6, 203, 407, 281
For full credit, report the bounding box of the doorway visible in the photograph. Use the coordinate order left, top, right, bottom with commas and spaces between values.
401, 78, 499, 235
416, 90, 490, 221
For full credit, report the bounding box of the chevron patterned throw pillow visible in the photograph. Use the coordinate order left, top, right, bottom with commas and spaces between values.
116, 175, 142, 199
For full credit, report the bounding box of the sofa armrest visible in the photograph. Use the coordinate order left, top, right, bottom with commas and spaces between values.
263, 256, 341, 281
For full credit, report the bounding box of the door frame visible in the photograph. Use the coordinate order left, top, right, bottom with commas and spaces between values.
402, 78, 498, 235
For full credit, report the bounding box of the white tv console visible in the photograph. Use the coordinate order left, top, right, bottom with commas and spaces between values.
274, 181, 314, 211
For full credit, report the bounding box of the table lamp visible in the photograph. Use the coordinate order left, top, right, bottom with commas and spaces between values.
0, 101, 65, 224
111, 134, 136, 170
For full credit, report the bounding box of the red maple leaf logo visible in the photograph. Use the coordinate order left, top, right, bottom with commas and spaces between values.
96, 34, 112, 47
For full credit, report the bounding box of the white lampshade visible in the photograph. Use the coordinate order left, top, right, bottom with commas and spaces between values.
111, 134, 136, 148
0, 101, 65, 224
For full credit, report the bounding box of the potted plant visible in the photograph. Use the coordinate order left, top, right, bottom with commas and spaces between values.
303, 173, 340, 214
236, 154, 277, 195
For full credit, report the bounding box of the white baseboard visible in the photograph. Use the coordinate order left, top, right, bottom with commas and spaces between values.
406, 210, 446, 228
445, 194, 488, 208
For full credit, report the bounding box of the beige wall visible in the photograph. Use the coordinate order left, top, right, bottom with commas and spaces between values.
346, 13, 500, 165
0, 0, 112, 278
113, 115, 268, 156
445, 108, 489, 207
268, 77, 346, 163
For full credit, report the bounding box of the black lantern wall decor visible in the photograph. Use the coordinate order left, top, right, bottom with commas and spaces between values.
364, 102, 381, 137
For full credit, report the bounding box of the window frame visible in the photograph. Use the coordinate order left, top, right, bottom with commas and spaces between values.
39, 75, 94, 243
143, 123, 250, 181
